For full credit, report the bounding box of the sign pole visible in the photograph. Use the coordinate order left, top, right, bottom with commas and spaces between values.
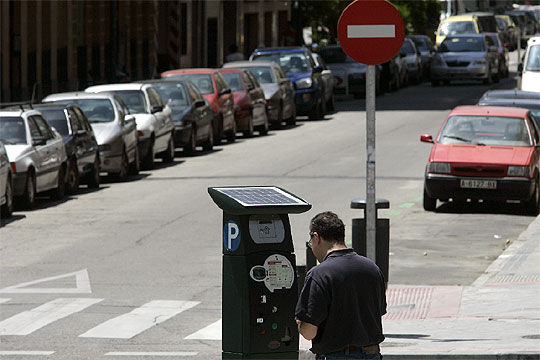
366, 65, 376, 262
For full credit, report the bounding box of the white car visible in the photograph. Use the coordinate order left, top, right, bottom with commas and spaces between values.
520, 36, 540, 92
43, 92, 139, 180
85, 83, 175, 170
0, 141, 13, 217
0, 108, 67, 209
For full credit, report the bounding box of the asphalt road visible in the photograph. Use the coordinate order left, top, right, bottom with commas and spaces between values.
0, 50, 536, 359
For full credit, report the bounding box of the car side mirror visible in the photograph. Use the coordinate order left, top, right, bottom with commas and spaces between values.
219, 88, 232, 95
313, 65, 323, 73
151, 105, 163, 114
32, 137, 47, 146
194, 99, 206, 108
518, 63, 523, 75
420, 134, 434, 143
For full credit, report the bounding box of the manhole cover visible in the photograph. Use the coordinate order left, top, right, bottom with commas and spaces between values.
522, 334, 540, 339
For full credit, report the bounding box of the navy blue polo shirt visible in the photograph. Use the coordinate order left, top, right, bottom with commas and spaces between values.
295, 248, 387, 354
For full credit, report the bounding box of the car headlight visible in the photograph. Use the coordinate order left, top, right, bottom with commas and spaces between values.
296, 77, 313, 89
473, 59, 487, 65
507, 165, 531, 177
428, 162, 451, 174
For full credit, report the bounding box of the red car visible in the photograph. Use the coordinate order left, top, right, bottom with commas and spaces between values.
161, 68, 236, 143
421, 106, 540, 214
218, 68, 269, 137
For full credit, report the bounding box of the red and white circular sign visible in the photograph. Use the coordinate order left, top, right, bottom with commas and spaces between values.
337, 0, 405, 65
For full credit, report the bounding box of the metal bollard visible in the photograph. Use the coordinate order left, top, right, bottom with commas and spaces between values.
351, 198, 390, 284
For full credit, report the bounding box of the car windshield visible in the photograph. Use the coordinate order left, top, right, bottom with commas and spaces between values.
152, 83, 188, 107
411, 38, 428, 51
109, 90, 147, 114
0, 117, 27, 144
439, 115, 532, 147
221, 73, 245, 91
247, 67, 276, 84
439, 21, 476, 36
38, 109, 69, 136
401, 41, 416, 54
439, 37, 485, 52
252, 52, 310, 73
48, 99, 115, 123
166, 74, 215, 95
488, 35, 500, 47
525, 45, 540, 71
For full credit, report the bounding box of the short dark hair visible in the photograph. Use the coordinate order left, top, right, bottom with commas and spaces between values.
310, 211, 345, 243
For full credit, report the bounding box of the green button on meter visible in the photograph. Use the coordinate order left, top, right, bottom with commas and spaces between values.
271, 322, 278, 330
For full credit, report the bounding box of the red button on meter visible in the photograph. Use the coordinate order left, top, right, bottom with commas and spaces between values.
337, 0, 405, 65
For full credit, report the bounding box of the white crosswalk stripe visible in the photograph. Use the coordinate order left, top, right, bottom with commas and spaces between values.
185, 319, 221, 340
79, 300, 200, 339
0, 298, 103, 336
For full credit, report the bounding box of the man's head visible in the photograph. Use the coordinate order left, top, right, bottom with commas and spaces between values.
310, 211, 345, 244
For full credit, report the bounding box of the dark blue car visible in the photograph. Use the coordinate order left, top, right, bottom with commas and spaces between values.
250, 47, 327, 120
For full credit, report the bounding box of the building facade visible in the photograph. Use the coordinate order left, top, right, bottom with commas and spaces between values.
1, 0, 290, 102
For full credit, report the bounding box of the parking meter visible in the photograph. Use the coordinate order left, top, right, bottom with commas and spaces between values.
208, 186, 311, 360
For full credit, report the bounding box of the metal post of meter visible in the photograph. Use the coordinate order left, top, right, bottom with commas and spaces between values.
365, 65, 376, 262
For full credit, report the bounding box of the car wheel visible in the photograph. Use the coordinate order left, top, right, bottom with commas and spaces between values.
128, 146, 140, 175
203, 123, 214, 151
483, 69, 493, 85
309, 99, 323, 120
285, 105, 296, 126
272, 107, 283, 130
423, 187, 437, 211
112, 150, 129, 181
162, 134, 175, 162
87, 156, 100, 189
258, 114, 269, 136
20, 170, 36, 209
51, 166, 66, 200
1, 174, 13, 218
326, 93, 335, 112
66, 158, 80, 195
243, 113, 254, 138
525, 178, 540, 215
142, 138, 155, 170
227, 120, 237, 143
184, 128, 197, 156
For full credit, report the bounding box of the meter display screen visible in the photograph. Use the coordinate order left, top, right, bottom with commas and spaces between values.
249, 215, 285, 244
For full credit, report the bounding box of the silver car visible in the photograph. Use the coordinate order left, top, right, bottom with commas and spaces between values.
0, 108, 67, 209
431, 34, 499, 86
0, 141, 13, 217
85, 83, 175, 170
43, 92, 139, 180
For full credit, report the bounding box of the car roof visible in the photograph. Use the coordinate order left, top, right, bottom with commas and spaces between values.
450, 105, 530, 117
161, 68, 216, 77
43, 91, 116, 101
478, 99, 540, 109
223, 60, 277, 68
480, 90, 540, 100
85, 83, 145, 92
32, 103, 76, 110
252, 46, 310, 54
0, 109, 42, 117
441, 14, 477, 22
528, 36, 540, 45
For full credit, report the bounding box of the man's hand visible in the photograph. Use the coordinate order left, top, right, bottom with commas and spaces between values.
296, 319, 318, 341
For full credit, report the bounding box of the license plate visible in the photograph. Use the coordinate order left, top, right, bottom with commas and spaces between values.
460, 179, 497, 189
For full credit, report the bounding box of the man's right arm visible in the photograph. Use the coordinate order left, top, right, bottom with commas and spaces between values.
296, 319, 318, 340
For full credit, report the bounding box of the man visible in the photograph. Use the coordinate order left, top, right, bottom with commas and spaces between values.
295, 211, 387, 359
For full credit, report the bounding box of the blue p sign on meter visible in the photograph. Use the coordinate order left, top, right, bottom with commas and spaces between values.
223, 220, 241, 251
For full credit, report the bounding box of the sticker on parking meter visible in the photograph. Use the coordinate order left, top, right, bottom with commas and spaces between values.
223, 221, 241, 251
264, 254, 294, 293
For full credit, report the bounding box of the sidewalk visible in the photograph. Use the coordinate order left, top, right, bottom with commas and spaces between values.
300, 215, 540, 359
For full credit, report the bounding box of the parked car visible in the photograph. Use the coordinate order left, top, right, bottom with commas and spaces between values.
318, 44, 382, 98
431, 34, 499, 86
311, 52, 336, 111
519, 36, 540, 92
408, 35, 436, 80
495, 15, 518, 50
435, 14, 482, 46
42, 92, 139, 180
222, 60, 296, 129
485, 32, 509, 78
218, 68, 269, 137
420, 105, 540, 214
160, 68, 236, 143
392, 51, 409, 89
141, 79, 215, 155
477, 90, 540, 127
401, 37, 423, 84
506, 12, 528, 48
506, 10, 537, 47
32, 103, 100, 193
0, 108, 67, 209
250, 46, 327, 120
85, 83, 175, 170
0, 141, 13, 217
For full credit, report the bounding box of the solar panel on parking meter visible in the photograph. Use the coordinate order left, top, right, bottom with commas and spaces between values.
208, 186, 311, 359
337, 0, 404, 262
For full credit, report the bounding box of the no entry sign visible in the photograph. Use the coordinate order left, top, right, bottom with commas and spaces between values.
337, 0, 405, 65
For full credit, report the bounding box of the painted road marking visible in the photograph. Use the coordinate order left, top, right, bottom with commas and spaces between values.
185, 319, 221, 340
79, 300, 199, 339
0, 269, 91, 294
105, 352, 198, 357
0, 298, 103, 335
347, 25, 395, 39
0, 351, 55, 356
